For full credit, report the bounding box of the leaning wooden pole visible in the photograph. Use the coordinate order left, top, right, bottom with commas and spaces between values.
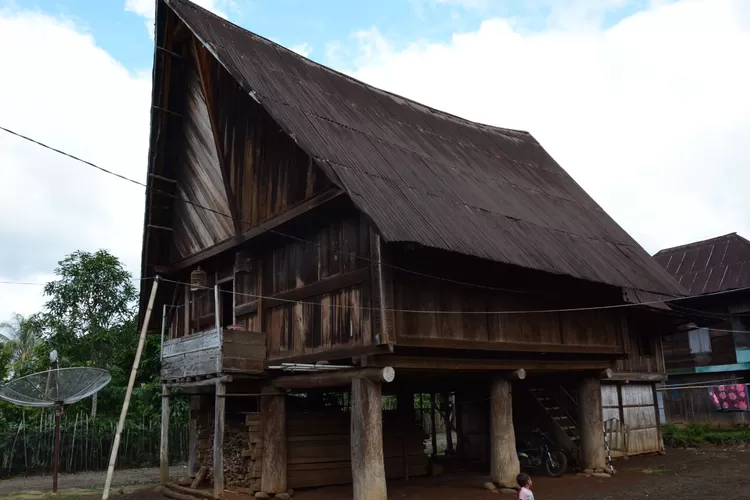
102, 277, 160, 500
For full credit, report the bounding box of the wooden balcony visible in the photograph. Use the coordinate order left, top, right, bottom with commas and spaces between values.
161, 327, 266, 382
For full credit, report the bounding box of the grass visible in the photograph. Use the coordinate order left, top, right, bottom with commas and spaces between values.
662, 423, 750, 447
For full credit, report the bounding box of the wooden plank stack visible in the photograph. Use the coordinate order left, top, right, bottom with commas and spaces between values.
245, 412, 263, 492
284, 411, 428, 489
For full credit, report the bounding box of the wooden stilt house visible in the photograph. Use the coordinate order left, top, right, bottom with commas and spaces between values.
138, 0, 691, 498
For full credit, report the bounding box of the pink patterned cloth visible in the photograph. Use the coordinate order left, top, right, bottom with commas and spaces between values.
709, 384, 749, 411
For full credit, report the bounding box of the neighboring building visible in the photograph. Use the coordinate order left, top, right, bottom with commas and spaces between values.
654, 233, 750, 425
138, 0, 690, 497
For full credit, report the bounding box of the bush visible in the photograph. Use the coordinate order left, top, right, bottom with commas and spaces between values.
662, 422, 750, 447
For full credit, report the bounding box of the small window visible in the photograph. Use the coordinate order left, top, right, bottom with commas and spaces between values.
688, 328, 712, 354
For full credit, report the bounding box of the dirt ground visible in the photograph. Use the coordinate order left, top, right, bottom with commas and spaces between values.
3, 448, 750, 499
286, 447, 750, 500
0, 466, 186, 495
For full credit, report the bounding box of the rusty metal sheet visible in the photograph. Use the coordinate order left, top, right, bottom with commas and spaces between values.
160, 0, 687, 296
654, 233, 750, 295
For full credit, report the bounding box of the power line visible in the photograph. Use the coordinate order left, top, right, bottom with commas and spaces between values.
0, 277, 153, 286
6, 125, 748, 320
159, 276, 750, 320
0, 125, 539, 295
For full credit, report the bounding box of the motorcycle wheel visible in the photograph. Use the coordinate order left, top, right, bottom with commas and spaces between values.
544, 451, 567, 478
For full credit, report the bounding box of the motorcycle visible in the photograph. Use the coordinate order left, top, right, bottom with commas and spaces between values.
516, 428, 568, 478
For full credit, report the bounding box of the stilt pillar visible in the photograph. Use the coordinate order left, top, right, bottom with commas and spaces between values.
351, 378, 387, 500
213, 381, 226, 498
578, 375, 606, 470
160, 385, 170, 485
260, 390, 287, 494
489, 378, 520, 488
396, 389, 413, 480
188, 396, 199, 477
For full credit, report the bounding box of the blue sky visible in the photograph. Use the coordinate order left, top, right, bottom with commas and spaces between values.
0, 0, 747, 320
8, 0, 654, 73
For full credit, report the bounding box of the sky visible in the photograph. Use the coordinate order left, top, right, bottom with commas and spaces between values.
0, 0, 748, 322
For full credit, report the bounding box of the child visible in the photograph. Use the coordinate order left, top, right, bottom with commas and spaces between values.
517, 473, 534, 500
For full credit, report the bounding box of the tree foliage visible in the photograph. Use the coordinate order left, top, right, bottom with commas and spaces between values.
43, 250, 137, 370
0, 249, 169, 428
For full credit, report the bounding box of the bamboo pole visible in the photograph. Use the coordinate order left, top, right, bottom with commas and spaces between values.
101, 277, 160, 500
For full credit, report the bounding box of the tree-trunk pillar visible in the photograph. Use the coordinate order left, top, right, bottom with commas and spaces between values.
578, 375, 606, 470
213, 381, 226, 499
351, 378, 387, 500
489, 378, 520, 488
260, 391, 287, 494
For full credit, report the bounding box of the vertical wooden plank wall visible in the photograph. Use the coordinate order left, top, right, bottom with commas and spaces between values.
393, 274, 626, 351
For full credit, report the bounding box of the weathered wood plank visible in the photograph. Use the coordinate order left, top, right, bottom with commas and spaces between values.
261, 393, 287, 494
161, 348, 220, 380
170, 189, 344, 272
162, 329, 220, 358
395, 336, 624, 355
263, 267, 369, 309
213, 381, 225, 498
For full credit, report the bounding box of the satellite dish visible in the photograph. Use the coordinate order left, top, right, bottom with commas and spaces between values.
0, 367, 111, 407
0, 366, 111, 493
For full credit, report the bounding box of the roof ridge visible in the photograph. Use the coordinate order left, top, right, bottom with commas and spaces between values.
654, 232, 741, 256
168, 0, 531, 139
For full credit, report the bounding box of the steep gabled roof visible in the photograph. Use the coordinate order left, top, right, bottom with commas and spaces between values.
147, 0, 684, 297
654, 233, 750, 295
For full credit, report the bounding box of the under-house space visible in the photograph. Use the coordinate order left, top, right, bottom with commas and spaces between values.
137, 1, 697, 498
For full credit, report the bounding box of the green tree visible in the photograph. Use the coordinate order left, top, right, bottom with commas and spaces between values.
0, 313, 45, 377
43, 250, 138, 418
0, 343, 11, 381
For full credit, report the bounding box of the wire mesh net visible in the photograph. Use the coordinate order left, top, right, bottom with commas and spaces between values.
0, 368, 111, 407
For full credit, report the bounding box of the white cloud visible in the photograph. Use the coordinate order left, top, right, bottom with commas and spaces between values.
333, 0, 750, 254
0, 9, 151, 320
289, 42, 312, 58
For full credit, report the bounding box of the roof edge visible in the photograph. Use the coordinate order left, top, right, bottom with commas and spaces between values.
653, 232, 745, 257
164, 0, 532, 140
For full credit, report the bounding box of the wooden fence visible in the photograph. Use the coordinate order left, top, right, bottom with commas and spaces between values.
0, 411, 188, 479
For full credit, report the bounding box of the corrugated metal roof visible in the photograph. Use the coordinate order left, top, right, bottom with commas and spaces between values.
654, 233, 750, 295
162, 0, 684, 297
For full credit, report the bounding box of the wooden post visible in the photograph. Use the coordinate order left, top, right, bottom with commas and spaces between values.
454, 392, 463, 457
489, 378, 520, 488
396, 390, 412, 480
213, 381, 226, 499
260, 391, 287, 494
652, 383, 664, 452
442, 393, 454, 455
160, 385, 171, 485
579, 375, 606, 470
184, 285, 191, 337
351, 378, 387, 500
188, 396, 199, 477
102, 277, 160, 500
429, 393, 438, 456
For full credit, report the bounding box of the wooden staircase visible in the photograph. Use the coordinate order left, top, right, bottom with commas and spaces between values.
528, 386, 581, 460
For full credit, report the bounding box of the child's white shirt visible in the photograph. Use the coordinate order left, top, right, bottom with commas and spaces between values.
519, 486, 534, 500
